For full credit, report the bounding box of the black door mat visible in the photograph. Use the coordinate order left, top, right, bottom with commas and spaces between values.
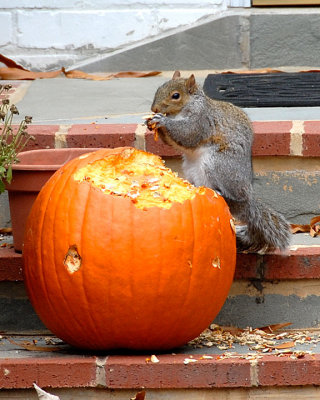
203, 72, 320, 107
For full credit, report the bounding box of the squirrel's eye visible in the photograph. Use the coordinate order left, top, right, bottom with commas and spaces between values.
172, 92, 180, 100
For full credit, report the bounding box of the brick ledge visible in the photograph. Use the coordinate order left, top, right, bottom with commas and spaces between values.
1, 244, 319, 282
1, 347, 320, 389
17, 121, 320, 157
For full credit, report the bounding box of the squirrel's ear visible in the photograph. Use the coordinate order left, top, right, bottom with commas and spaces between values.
172, 71, 181, 80
186, 74, 197, 94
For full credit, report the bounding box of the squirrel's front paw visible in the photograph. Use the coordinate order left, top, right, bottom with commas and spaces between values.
147, 113, 165, 129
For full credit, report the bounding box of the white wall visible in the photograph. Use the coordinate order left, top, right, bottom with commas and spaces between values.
0, 0, 248, 71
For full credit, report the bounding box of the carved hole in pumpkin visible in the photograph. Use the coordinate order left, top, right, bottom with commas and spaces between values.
212, 256, 221, 269
64, 244, 82, 274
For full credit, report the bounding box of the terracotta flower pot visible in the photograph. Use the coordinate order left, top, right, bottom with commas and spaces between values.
6, 148, 99, 252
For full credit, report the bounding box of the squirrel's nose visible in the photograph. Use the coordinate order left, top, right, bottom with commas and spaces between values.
151, 104, 158, 113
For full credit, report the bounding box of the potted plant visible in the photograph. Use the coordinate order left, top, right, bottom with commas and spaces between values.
1, 84, 98, 252
0, 84, 34, 251
0, 84, 34, 193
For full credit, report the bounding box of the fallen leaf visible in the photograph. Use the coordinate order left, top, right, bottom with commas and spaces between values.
291, 216, 320, 237
131, 391, 146, 400
291, 224, 310, 234
33, 383, 61, 400
222, 68, 284, 74
0, 227, 12, 234
63, 67, 161, 81
112, 71, 161, 78
310, 216, 320, 237
0, 67, 62, 80
62, 67, 113, 81
273, 341, 295, 350
0, 54, 161, 81
257, 322, 292, 333
7, 338, 63, 352
0, 54, 28, 70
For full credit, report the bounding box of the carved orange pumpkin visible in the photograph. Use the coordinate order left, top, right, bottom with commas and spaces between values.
23, 147, 236, 350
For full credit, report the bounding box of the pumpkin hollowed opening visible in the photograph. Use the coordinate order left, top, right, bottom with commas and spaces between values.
73, 147, 206, 209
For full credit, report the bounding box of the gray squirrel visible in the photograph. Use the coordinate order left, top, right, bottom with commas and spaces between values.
147, 71, 291, 253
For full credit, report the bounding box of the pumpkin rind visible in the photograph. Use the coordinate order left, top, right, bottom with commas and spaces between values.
23, 147, 236, 350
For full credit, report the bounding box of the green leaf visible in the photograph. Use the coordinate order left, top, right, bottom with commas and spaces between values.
0, 180, 5, 194
6, 165, 12, 183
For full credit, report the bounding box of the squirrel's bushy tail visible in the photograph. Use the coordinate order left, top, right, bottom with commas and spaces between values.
233, 197, 292, 254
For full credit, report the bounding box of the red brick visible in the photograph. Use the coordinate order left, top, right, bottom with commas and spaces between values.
235, 247, 320, 280
0, 357, 97, 389
145, 131, 182, 157
234, 253, 260, 280
146, 121, 292, 157
258, 354, 320, 386
12, 125, 58, 150
252, 121, 292, 156
105, 354, 251, 388
0, 246, 23, 281
67, 124, 135, 148
303, 121, 320, 156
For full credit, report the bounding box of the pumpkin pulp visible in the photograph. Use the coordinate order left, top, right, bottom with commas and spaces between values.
73, 147, 206, 209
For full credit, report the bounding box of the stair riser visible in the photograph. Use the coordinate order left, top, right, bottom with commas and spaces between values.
1, 157, 318, 226
166, 158, 320, 224
2, 279, 320, 333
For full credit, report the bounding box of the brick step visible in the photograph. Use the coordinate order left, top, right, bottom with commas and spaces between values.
13, 120, 320, 158
2, 330, 320, 398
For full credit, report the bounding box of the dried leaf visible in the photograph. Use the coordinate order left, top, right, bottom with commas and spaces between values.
62, 67, 113, 81
7, 338, 62, 352
63, 67, 161, 81
273, 341, 295, 350
113, 71, 161, 78
310, 216, 320, 237
131, 391, 146, 400
0, 67, 62, 80
0, 227, 12, 234
0, 54, 28, 70
291, 216, 320, 237
0, 54, 161, 81
291, 224, 310, 234
222, 68, 284, 75
33, 383, 61, 400
257, 322, 292, 333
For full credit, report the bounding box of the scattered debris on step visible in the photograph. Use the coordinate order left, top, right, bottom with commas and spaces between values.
188, 323, 320, 360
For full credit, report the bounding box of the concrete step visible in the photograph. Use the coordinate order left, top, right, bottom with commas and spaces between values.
2, 321, 320, 398
70, 10, 320, 72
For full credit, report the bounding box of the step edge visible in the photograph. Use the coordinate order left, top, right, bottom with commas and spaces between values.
1, 245, 319, 282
